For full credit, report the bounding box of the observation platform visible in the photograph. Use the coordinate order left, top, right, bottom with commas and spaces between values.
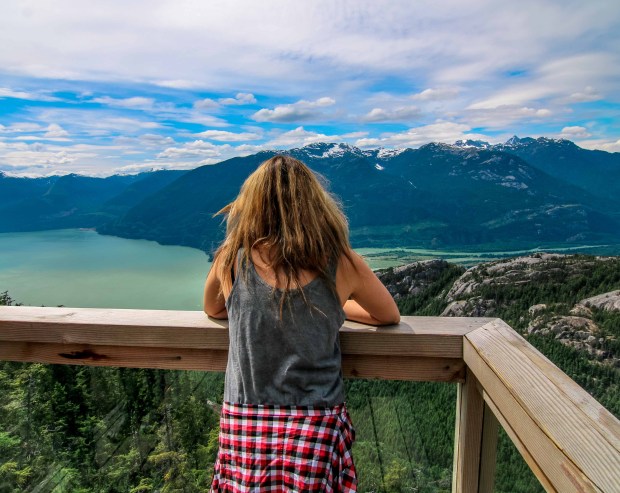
0, 306, 618, 492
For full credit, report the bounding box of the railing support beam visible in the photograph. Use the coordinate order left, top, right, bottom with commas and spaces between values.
478, 402, 499, 493
452, 368, 499, 493
452, 368, 483, 492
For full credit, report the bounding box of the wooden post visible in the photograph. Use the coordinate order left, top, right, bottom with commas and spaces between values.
452, 368, 499, 493
452, 367, 484, 493
478, 402, 499, 493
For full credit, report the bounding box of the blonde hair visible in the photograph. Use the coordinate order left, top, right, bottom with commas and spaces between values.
214, 154, 352, 307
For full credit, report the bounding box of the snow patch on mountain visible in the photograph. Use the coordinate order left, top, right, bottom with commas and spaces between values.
376, 148, 406, 159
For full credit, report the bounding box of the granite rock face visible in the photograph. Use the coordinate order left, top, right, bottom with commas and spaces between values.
446, 253, 567, 303
441, 297, 497, 317
580, 290, 620, 312
526, 314, 617, 366
376, 259, 453, 300
379, 253, 620, 368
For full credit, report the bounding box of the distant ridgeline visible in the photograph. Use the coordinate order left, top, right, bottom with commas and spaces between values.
3, 136, 620, 252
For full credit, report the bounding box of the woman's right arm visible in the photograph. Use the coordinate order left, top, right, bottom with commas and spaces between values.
337, 250, 400, 325
203, 256, 228, 319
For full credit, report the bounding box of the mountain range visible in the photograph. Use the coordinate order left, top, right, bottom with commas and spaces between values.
3, 137, 620, 252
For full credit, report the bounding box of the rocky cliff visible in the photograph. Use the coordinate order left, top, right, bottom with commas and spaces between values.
379, 253, 620, 367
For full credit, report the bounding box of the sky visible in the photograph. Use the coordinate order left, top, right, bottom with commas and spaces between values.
0, 0, 619, 177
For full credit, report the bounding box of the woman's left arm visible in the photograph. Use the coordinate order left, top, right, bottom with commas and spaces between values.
204, 259, 228, 319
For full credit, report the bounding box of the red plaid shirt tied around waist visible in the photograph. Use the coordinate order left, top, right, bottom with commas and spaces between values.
210, 402, 357, 492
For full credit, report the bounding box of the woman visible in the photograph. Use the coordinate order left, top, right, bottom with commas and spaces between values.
204, 154, 400, 492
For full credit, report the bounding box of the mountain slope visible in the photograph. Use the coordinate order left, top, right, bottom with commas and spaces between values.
494, 137, 620, 207
100, 142, 620, 251
0, 170, 187, 232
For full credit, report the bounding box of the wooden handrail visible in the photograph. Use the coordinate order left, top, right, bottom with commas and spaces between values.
1, 306, 618, 493
0, 306, 492, 381
464, 319, 620, 493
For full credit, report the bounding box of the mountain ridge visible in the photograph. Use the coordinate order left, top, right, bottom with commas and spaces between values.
4, 137, 620, 252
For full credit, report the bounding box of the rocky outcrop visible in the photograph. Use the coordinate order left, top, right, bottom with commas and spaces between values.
376, 259, 455, 300
446, 253, 567, 302
441, 297, 497, 317
526, 314, 618, 366
580, 290, 620, 312
379, 252, 620, 368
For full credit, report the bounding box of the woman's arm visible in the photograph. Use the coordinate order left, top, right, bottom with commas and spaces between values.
204, 258, 228, 319
337, 250, 400, 325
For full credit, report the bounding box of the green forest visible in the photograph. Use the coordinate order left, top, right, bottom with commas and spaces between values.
1, 254, 619, 492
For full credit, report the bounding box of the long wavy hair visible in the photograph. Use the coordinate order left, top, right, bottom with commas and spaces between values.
214, 154, 353, 310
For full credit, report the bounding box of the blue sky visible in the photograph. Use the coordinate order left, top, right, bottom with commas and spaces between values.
0, 0, 619, 176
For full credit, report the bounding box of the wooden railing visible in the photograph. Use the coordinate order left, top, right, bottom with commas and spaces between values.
1, 306, 618, 493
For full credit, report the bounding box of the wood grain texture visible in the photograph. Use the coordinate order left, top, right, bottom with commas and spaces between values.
488, 319, 620, 450
452, 368, 484, 493
465, 325, 618, 493
482, 390, 556, 493
342, 355, 464, 382
0, 341, 230, 371
0, 341, 464, 382
0, 306, 494, 358
478, 402, 499, 493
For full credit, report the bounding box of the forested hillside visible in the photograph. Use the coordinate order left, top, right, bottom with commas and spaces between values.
1, 253, 619, 492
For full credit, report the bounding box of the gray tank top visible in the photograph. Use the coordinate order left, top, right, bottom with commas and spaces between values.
223, 249, 346, 406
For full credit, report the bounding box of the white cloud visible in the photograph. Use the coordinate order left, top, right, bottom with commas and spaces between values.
355, 122, 493, 148
44, 123, 69, 138
0, 87, 60, 102
1, 147, 77, 169
171, 112, 230, 127
91, 96, 156, 109
193, 93, 256, 110
0, 1, 617, 104
362, 106, 421, 123
252, 97, 336, 122
139, 133, 175, 146
193, 130, 261, 141
96, 117, 160, 131
576, 139, 620, 153
32, 108, 163, 135
567, 86, 602, 103
193, 98, 219, 110
0, 122, 70, 141
466, 105, 552, 128
219, 93, 257, 105
155, 79, 203, 89
0, 163, 51, 173
412, 88, 459, 101
0, 122, 44, 133
113, 134, 175, 148
559, 126, 591, 139
465, 53, 618, 112
265, 126, 341, 148
234, 144, 266, 155
341, 131, 368, 139
600, 140, 620, 153
157, 140, 227, 160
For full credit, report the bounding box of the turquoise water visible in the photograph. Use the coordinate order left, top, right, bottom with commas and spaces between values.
1, 229, 615, 309
0, 230, 409, 309
0, 229, 211, 310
